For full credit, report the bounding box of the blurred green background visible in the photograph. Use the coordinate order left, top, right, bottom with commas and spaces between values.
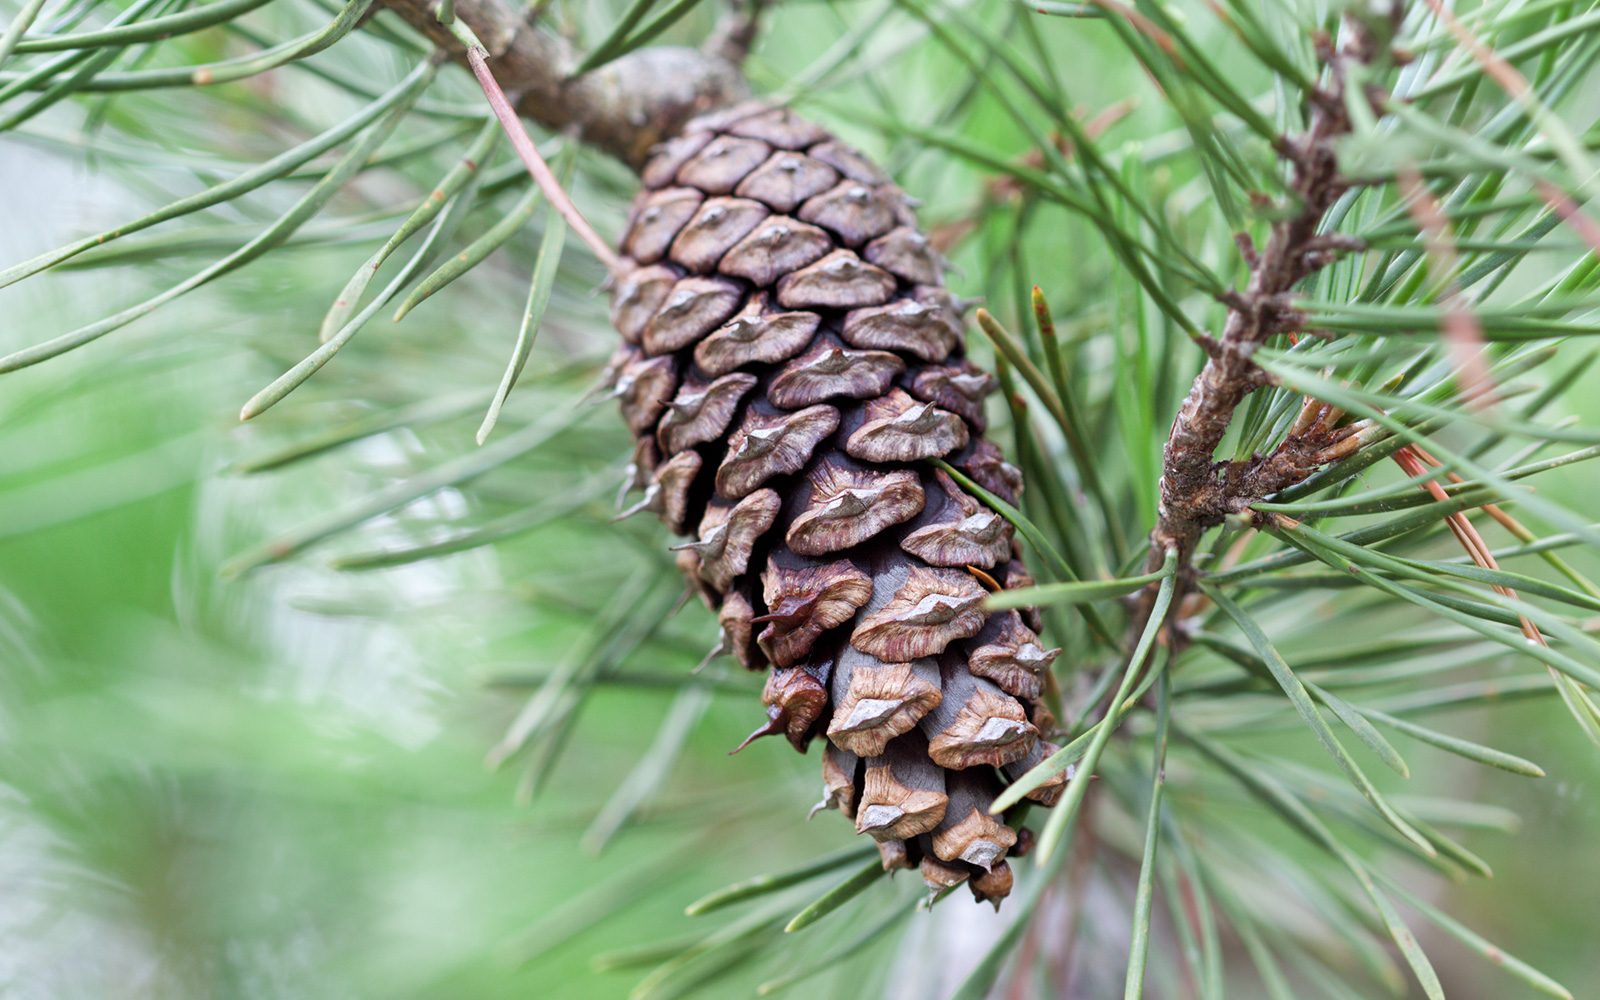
2, 1, 1599, 998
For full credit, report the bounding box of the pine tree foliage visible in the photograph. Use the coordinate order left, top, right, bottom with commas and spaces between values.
2, 0, 1600, 997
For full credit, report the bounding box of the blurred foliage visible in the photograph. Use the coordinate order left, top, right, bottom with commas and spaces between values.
2, 0, 1600, 998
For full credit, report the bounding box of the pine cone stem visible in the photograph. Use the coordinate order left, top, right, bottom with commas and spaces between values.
379, 0, 749, 168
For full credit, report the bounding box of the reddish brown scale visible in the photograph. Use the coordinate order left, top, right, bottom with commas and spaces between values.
842, 388, 969, 465
608, 348, 677, 436
842, 299, 962, 362
735, 153, 839, 213
743, 659, 829, 753
864, 226, 945, 286
953, 438, 1023, 505
609, 105, 1051, 906
827, 646, 941, 758
693, 295, 818, 376
899, 469, 1013, 570
719, 217, 832, 286
963, 609, 1059, 700
656, 372, 757, 455
682, 488, 779, 592
641, 131, 713, 189
642, 276, 743, 356
850, 563, 988, 663
767, 335, 904, 410
757, 553, 872, 668
969, 861, 1013, 909
726, 107, 832, 149
877, 839, 913, 873
920, 654, 1037, 770
919, 856, 969, 896
809, 140, 891, 185
904, 360, 997, 431
815, 741, 860, 819
798, 180, 901, 246
668, 196, 769, 273
625, 188, 702, 263
616, 449, 700, 533
784, 457, 924, 557
856, 729, 948, 842
610, 264, 679, 343
676, 135, 772, 194
776, 249, 896, 311
929, 768, 1016, 870
716, 402, 839, 500
718, 589, 761, 669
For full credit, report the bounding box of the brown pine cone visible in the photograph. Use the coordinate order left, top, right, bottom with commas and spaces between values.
606, 102, 1060, 904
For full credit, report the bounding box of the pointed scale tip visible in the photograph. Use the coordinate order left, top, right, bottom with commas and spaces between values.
690, 641, 724, 674
729, 707, 788, 754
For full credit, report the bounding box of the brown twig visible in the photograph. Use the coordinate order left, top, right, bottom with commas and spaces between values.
1126, 10, 1400, 639
705, 0, 770, 66
465, 46, 622, 272
379, 0, 748, 169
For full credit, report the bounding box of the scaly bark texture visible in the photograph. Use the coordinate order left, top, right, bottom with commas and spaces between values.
606, 103, 1061, 904
1131, 17, 1394, 623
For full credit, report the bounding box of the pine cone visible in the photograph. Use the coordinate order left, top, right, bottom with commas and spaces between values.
607, 102, 1060, 904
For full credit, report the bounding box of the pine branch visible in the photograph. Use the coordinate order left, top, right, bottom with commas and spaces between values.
1135, 11, 1400, 591
377, 0, 748, 168
704, 0, 770, 67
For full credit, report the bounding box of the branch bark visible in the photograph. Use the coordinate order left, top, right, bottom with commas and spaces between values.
1131, 11, 1400, 630
379, 0, 749, 169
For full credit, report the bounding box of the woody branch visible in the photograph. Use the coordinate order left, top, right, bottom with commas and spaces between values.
1132, 10, 1400, 631
377, 0, 752, 169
